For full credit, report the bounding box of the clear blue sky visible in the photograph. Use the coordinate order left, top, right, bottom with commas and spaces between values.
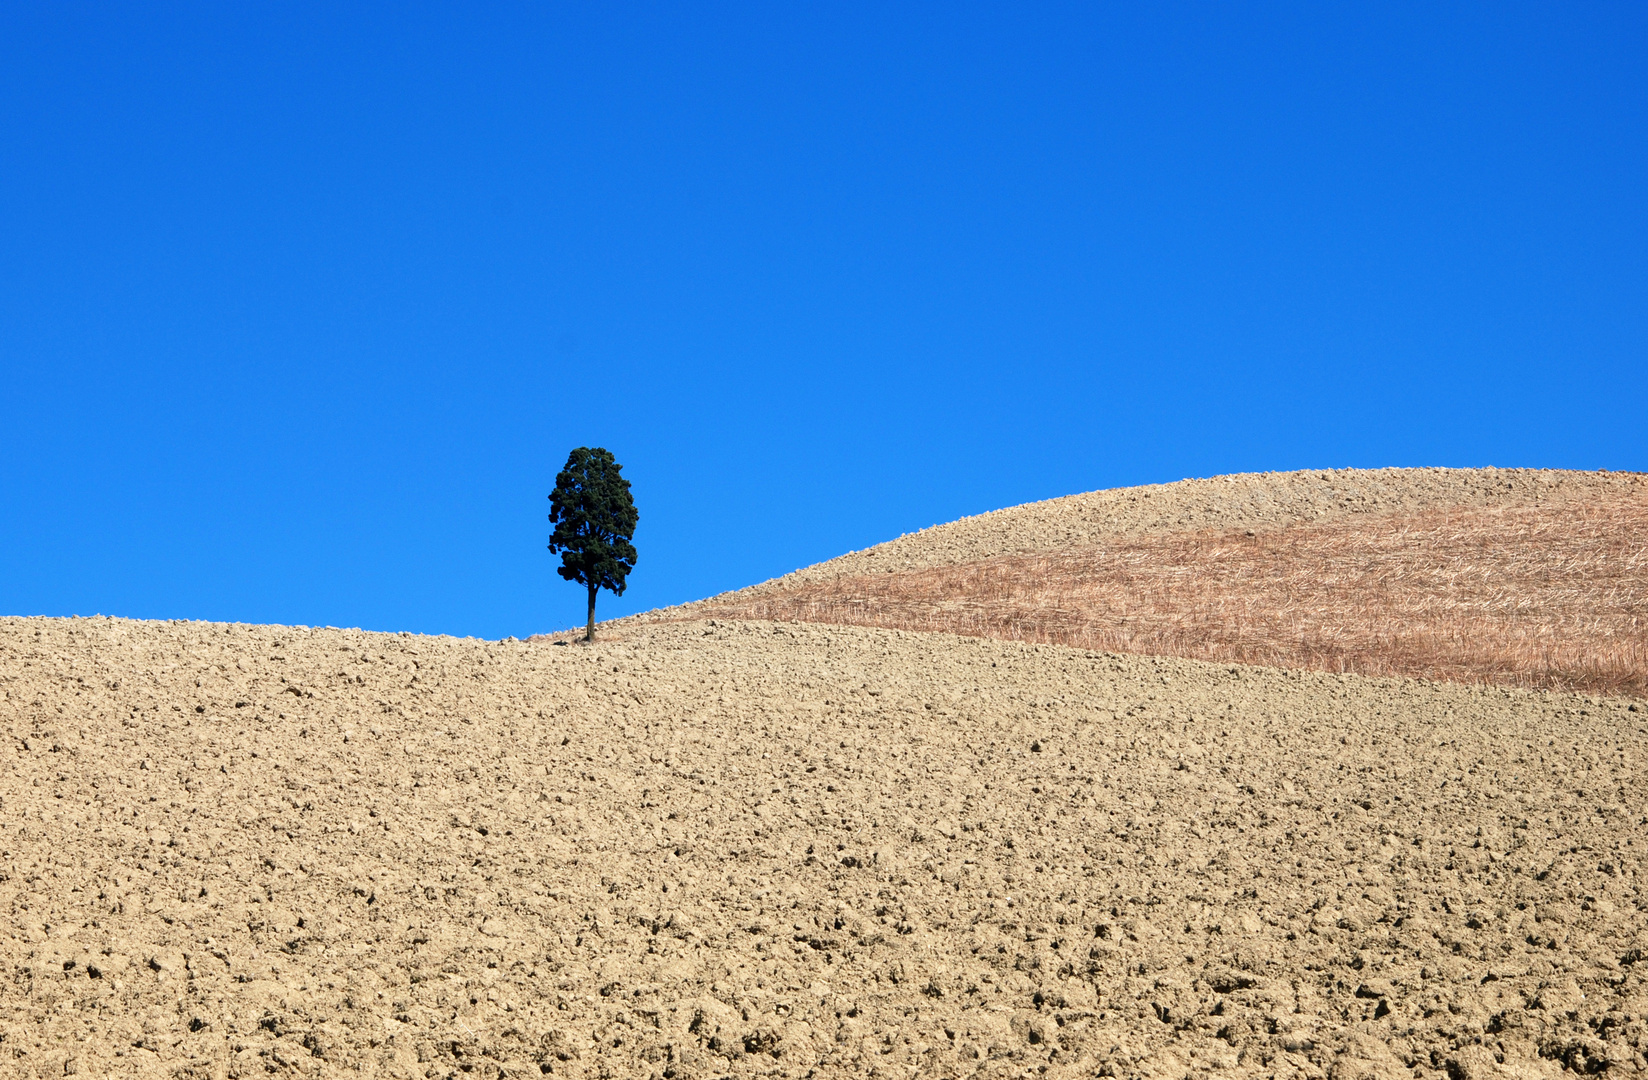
3, 4, 1644, 638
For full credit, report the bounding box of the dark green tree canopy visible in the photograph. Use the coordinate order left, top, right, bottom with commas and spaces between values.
548, 447, 638, 599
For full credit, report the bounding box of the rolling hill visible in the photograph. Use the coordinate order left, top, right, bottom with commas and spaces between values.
2, 468, 1645, 1080
667, 468, 1647, 696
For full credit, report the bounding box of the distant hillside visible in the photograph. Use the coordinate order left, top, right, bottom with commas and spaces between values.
656, 468, 1648, 694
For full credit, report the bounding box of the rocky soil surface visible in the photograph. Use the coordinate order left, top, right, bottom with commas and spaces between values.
4, 615, 1646, 1079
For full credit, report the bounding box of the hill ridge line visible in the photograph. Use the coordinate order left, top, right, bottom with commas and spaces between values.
633, 466, 1644, 625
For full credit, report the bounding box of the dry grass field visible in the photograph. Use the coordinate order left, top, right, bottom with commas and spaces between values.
686, 493, 1648, 698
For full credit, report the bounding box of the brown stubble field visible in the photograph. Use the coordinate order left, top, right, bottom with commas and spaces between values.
688, 500, 1648, 697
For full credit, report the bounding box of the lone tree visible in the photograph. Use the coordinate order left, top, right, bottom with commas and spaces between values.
548, 446, 638, 642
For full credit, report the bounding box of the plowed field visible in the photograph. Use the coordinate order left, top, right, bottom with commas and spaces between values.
3, 616, 1646, 1079
5, 468, 1647, 1080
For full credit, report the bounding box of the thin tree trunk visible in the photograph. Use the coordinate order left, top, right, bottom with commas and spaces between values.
586, 583, 597, 642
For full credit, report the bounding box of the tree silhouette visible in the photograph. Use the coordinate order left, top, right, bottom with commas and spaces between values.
548, 447, 638, 642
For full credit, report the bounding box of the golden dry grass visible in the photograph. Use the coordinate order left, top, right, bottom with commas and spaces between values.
692, 499, 1648, 696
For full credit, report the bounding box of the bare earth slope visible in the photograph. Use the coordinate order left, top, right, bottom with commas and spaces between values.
4, 616, 1648, 1079
693, 469, 1647, 595
667, 470, 1648, 697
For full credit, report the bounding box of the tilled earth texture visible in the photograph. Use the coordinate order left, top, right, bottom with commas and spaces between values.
4, 616, 1647, 1080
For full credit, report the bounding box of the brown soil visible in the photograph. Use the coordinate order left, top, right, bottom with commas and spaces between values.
4, 616, 1647, 1079
686, 499, 1648, 697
